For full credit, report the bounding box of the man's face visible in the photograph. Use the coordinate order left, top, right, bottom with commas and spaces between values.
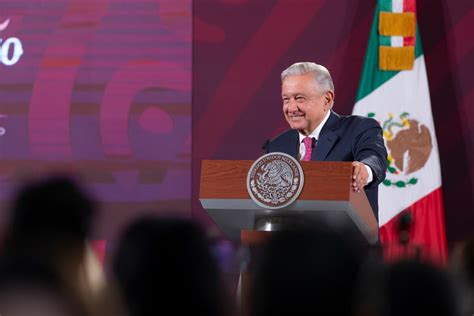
282, 73, 333, 136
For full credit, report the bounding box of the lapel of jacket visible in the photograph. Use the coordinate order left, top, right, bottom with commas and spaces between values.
313, 111, 341, 161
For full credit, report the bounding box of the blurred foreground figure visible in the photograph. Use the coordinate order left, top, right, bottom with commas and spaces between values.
250, 229, 362, 316
0, 176, 116, 316
451, 237, 474, 316
113, 217, 229, 316
357, 260, 459, 316
0, 287, 79, 316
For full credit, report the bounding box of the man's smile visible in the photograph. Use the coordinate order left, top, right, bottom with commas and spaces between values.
288, 114, 305, 119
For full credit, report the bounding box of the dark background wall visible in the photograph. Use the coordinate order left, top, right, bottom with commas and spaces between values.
193, 0, 474, 245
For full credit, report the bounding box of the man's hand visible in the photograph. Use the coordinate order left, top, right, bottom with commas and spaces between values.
352, 161, 368, 193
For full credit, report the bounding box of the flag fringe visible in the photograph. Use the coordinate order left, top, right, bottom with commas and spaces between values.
379, 12, 416, 37
379, 46, 415, 70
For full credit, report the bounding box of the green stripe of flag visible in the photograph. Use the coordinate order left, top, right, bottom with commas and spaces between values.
379, 35, 392, 46
355, 1, 424, 102
379, 0, 393, 12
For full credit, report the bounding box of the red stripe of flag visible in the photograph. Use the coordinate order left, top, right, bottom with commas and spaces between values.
403, 1, 416, 48
404, 36, 416, 46
380, 188, 448, 266
404, 0, 417, 13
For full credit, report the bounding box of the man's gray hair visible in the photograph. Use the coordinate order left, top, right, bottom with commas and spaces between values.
281, 62, 334, 93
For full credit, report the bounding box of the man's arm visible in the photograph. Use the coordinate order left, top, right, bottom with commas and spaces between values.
352, 118, 388, 191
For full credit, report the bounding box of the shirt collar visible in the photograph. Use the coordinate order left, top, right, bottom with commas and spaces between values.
298, 110, 331, 143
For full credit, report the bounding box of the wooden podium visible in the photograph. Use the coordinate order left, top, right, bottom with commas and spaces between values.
199, 160, 378, 244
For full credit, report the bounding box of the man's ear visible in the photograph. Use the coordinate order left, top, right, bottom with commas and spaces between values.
324, 90, 335, 110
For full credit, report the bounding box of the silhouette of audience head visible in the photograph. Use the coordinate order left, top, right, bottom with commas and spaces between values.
451, 235, 474, 285
357, 259, 459, 316
113, 217, 225, 316
0, 175, 97, 316
0, 286, 82, 316
385, 260, 458, 316
450, 237, 474, 316
4, 175, 96, 259
251, 228, 361, 316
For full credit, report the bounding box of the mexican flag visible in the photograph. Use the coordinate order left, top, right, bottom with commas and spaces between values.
353, 0, 448, 264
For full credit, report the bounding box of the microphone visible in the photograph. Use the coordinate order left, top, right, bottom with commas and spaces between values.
311, 137, 316, 148
261, 139, 270, 152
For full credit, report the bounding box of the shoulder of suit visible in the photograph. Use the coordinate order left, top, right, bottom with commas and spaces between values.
336, 113, 380, 128
268, 129, 296, 145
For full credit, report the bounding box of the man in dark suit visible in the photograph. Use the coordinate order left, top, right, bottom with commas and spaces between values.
265, 62, 387, 220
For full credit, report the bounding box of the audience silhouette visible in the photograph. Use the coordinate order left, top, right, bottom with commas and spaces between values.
113, 217, 228, 316
0, 175, 98, 316
250, 228, 362, 316
0, 176, 470, 316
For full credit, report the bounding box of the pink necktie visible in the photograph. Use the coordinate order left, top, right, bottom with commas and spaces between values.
302, 137, 313, 161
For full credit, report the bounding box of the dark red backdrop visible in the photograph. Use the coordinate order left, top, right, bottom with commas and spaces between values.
193, 0, 474, 245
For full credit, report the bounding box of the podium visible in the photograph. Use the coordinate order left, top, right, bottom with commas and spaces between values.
199, 159, 378, 244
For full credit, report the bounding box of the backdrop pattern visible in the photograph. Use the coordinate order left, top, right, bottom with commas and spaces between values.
0, 0, 192, 241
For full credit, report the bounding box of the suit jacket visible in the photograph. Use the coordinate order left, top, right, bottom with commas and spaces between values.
265, 111, 387, 220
